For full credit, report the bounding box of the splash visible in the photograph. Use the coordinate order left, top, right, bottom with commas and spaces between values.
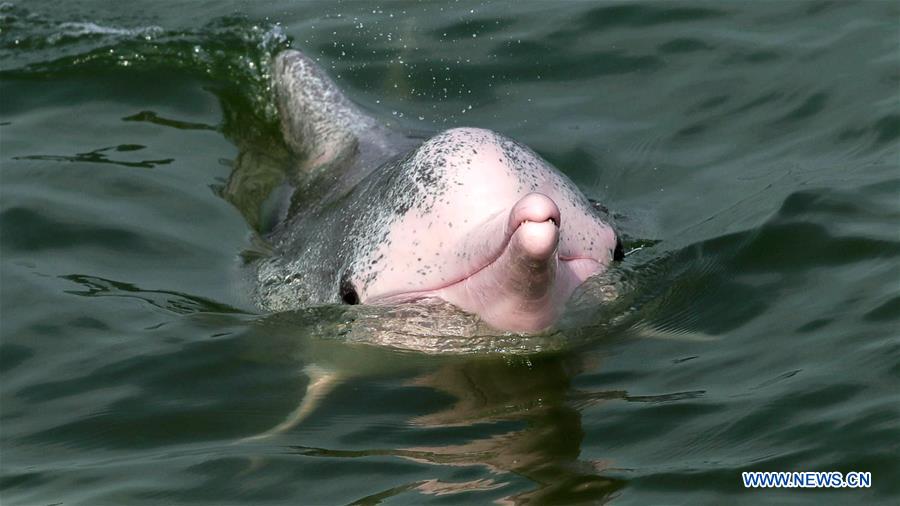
46, 22, 164, 44
1, 4, 290, 125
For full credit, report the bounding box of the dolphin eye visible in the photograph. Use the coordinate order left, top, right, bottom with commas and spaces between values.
339, 277, 359, 305
613, 236, 625, 261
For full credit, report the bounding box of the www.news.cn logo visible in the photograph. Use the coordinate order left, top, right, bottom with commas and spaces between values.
742, 471, 872, 489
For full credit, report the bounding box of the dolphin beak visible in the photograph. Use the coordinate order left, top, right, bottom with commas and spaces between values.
494, 193, 561, 304
513, 220, 560, 262
507, 192, 562, 264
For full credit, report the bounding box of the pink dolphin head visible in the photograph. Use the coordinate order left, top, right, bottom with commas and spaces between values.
346, 128, 620, 333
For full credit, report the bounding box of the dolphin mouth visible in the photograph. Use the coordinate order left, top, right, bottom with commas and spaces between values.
367, 193, 604, 308
370, 257, 600, 304
367, 222, 602, 333
372, 238, 597, 303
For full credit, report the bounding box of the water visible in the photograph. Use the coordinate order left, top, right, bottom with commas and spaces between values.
1, 1, 898, 504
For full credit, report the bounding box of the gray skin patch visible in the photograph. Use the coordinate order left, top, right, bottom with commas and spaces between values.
272, 50, 414, 192
255, 128, 602, 312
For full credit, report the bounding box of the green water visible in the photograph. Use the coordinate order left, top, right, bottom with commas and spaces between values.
2, 1, 898, 504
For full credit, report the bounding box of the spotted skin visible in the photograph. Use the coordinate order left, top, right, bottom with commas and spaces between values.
254, 51, 618, 333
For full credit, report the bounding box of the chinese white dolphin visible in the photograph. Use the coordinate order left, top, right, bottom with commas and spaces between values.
253, 50, 622, 333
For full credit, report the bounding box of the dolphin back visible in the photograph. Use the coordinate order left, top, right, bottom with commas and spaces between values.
273, 50, 410, 181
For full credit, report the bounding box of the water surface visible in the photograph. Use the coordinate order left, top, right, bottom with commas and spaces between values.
2, 1, 898, 504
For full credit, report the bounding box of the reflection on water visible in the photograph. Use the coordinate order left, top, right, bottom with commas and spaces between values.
402, 355, 627, 504
14, 144, 175, 169
263, 351, 628, 504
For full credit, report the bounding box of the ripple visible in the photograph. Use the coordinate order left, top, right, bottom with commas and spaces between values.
657, 38, 714, 54
864, 296, 900, 322
873, 113, 900, 144
772, 91, 829, 124
429, 17, 516, 41
0, 343, 33, 373
1, 206, 151, 253
574, 4, 725, 31
122, 110, 217, 131
59, 274, 247, 315
14, 144, 174, 169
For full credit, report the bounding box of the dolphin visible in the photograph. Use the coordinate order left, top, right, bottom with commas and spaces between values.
250, 49, 623, 334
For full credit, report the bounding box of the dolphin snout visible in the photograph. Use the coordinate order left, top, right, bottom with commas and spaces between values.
513, 220, 559, 261
509, 192, 561, 228
508, 193, 561, 262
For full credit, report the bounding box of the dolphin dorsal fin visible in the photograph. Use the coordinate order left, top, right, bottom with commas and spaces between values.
272, 50, 403, 179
